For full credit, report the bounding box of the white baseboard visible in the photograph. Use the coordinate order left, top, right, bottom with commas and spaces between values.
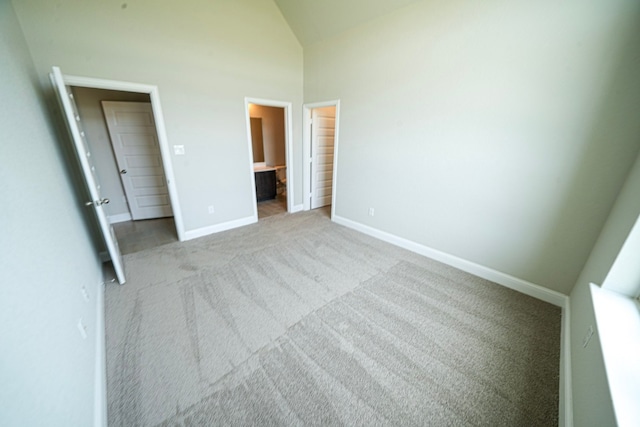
94, 280, 107, 427
332, 215, 567, 307
332, 215, 573, 425
559, 300, 574, 427
290, 204, 304, 213
108, 212, 132, 224
184, 215, 257, 241
98, 251, 110, 263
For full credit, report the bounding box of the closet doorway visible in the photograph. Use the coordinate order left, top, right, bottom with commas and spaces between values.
245, 98, 293, 220
303, 101, 340, 218
71, 86, 178, 254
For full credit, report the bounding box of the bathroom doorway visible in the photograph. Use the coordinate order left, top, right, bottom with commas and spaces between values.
245, 98, 293, 220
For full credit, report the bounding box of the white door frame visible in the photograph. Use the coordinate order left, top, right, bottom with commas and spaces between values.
244, 97, 294, 220
303, 100, 341, 219
62, 73, 185, 241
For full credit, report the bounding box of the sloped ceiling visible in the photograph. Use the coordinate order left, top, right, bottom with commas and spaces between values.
273, 0, 423, 46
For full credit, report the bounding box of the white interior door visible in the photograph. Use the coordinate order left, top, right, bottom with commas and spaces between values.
102, 101, 173, 220
50, 67, 126, 284
310, 106, 336, 209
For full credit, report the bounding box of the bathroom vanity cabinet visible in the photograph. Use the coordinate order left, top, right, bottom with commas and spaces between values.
255, 169, 276, 201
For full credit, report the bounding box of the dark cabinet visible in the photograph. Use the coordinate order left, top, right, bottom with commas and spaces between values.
255, 170, 276, 201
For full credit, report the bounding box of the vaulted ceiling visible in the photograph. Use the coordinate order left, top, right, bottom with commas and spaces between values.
273, 0, 423, 46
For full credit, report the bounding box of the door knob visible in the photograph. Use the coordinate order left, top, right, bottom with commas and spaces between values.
120, 169, 127, 174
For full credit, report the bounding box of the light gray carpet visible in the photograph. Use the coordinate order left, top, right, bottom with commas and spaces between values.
105, 209, 561, 426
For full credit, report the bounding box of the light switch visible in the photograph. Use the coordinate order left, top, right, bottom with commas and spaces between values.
174, 145, 185, 155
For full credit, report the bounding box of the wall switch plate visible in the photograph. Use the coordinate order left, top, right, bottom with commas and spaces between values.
208, 205, 215, 214
368, 207, 375, 217
173, 145, 185, 155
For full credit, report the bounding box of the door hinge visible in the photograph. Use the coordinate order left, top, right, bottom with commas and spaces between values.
85, 198, 110, 207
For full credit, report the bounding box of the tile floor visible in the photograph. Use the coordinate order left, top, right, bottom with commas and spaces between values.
257, 193, 287, 219
112, 217, 177, 255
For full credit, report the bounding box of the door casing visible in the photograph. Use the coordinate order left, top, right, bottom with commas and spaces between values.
303, 100, 341, 219
244, 97, 294, 220
61, 73, 185, 241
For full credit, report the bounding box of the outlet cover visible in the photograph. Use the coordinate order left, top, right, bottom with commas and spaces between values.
208, 205, 215, 214
80, 285, 90, 302
77, 318, 88, 340
173, 145, 185, 155
583, 325, 594, 348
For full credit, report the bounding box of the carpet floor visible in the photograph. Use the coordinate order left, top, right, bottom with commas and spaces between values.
105, 209, 561, 426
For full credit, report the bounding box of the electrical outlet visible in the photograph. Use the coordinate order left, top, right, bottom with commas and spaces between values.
80, 285, 90, 302
173, 145, 185, 155
77, 318, 88, 340
368, 207, 375, 217
582, 325, 594, 348
208, 205, 215, 214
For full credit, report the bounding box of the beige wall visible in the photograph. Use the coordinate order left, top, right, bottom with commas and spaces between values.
7, 0, 640, 422
304, 1, 640, 423
249, 104, 286, 166
0, 1, 105, 424
13, 0, 303, 232
304, 0, 640, 295
72, 87, 151, 220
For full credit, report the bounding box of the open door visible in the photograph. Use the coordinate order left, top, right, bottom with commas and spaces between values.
50, 66, 126, 284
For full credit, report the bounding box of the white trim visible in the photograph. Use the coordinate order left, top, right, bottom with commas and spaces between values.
591, 284, 640, 427
331, 102, 341, 220
93, 280, 106, 427
98, 251, 110, 263
302, 100, 341, 217
62, 73, 186, 242
291, 204, 304, 213
560, 299, 574, 427
183, 215, 256, 241
333, 214, 572, 424
333, 215, 567, 307
244, 97, 294, 216
108, 212, 132, 224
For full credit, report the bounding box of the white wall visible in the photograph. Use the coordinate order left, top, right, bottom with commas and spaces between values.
304, 0, 640, 294
0, 1, 105, 425
73, 87, 151, 220
12, 0, 303, 234
249, 104, 286, 166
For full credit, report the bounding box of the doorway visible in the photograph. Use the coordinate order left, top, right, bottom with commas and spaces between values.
244, 98, 293, 220
67, 83, 182, 254
303, 101, 340, 218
